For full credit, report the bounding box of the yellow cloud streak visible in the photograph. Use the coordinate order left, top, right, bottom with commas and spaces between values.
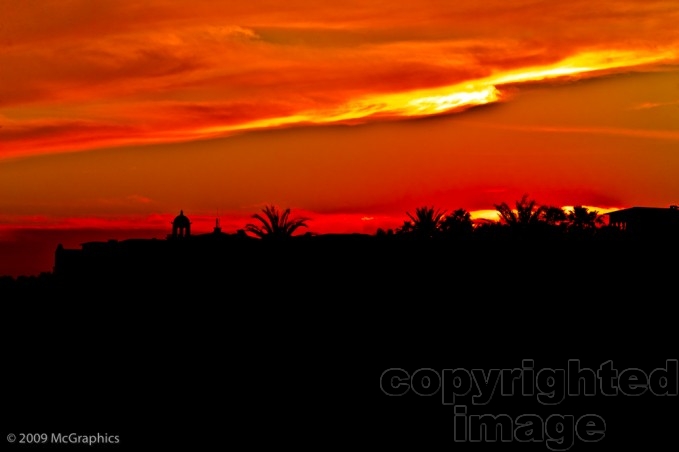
6, 45, 675, 161
198, 47, 679, 138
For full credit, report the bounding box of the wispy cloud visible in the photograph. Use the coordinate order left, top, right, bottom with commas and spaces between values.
460, 123, 679, 142
2, 1, 679, 160
630, 100, 679, 110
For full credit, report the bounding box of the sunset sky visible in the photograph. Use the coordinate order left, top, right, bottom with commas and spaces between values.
2, 0, 679, 277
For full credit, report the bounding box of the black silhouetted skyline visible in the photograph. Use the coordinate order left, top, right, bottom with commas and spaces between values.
3, 196, 679, 297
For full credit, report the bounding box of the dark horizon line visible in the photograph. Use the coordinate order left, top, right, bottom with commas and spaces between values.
3, 203, 679, 281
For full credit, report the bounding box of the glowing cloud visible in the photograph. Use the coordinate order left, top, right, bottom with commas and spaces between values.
2, 2, 679, 160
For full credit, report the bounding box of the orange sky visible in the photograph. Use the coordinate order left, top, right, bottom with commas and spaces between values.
2, 1, 679, 277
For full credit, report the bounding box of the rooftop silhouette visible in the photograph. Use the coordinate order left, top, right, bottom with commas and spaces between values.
3, 201, 678, 297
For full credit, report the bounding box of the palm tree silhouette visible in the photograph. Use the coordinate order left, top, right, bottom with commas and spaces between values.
244, 205, 310, 239
542, 206, 567, 226
399, 205, 446, 238
494, 194, 547, 227
441, 208, 473, 237
567, 206, 603, 231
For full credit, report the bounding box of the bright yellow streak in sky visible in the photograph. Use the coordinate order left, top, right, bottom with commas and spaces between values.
197, 48, 679, 140
406, 87, 501, 115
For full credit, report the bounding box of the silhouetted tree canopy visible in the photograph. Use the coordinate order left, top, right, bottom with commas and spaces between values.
567, 205, 603, 230
397, 206, 446, 238
244, 205, 310, 239
542, 206, 567, 226
494, 194, 546, 227
441, 208, 473, 237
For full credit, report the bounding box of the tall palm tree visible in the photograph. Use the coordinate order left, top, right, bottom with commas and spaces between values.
441, 208, 473, 237
567, 206, 603, 231
399, 205, 447, 238
244, 205, 310, 239
542, 206, 567, 226
494, 194, 547, 227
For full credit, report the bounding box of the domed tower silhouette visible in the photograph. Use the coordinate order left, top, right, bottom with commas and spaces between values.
171, 210, 191, 238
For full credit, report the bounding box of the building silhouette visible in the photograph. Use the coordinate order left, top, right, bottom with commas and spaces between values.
603, 205, 679, 237
46, 205, 679, 293
170, 210, 191, 238
53, 211, 254, 283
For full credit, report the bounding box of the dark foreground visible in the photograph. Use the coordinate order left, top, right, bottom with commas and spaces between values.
2, 238, 678, 450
